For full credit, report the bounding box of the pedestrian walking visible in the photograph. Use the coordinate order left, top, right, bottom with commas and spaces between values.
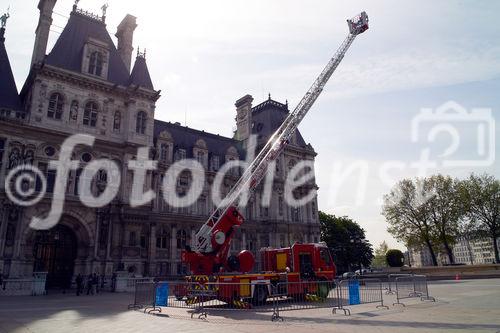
75, 274, 83, 296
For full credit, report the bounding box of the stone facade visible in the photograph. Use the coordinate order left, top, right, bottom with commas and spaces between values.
0, 2, 320, 285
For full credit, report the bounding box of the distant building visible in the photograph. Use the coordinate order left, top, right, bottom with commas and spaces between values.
408, 245, 435, 267
409, 237, 499, 267
453, 237, 499, 265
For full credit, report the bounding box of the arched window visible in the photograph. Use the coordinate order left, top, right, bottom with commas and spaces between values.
47, 93, 64, 120
88, 51, 103, 76
176, 229, 187, 249
113, 111, 121, 131
136, 111, 147, 134
83, 101, 98, 127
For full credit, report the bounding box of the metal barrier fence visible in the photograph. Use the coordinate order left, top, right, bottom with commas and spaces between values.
336, 279, 389, 314
128, 281, 161, 313
386, 274, 413, 294
393, 275, 435, 306
128, 278, 396, 321
271, 280, 342, 321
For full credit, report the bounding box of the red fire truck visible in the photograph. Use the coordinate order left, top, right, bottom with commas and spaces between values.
177, 12, 369, 305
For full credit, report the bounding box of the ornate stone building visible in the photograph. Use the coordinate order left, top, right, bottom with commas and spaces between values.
0, 1, 320, 288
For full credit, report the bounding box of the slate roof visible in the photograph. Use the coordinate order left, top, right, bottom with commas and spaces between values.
251, 98, 308, 147
0, 28, 22, 111
45, 10, 130, 86
154, 120, 245, 159
129, 55, 154, 90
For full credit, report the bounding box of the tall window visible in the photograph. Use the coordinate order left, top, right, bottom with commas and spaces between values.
211, 155, 219, 171
291, 207, 300, 222
136, 111, 147, 134
197, 197, 206, 215
36, 162, 55, 193
129, 231, 137, 247
156, 229, 169, 249
47, 93, 64, 120
88, 51, 103, 76
176, 230, 187, 249
83, 101, 98, 127
74, 168, 82, 195
160, 144, 169, 162
178, 172, 189, 187
197, 151, 205, 166
175, 149, 186, 161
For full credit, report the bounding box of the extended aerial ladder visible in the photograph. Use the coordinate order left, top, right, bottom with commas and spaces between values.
183, 12, 369, 276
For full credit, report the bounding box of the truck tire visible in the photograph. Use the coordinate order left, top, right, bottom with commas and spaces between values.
252, 284, 268, 306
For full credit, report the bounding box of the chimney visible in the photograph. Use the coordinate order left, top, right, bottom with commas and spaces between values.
235, 94, 253, 141
31, 0, 57, 67
116, 14, 137, 73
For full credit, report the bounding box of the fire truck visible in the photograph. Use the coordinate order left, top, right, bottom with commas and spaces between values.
178, 12, 369, 305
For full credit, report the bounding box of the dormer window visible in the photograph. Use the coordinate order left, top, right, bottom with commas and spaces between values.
83, 101, 98, 127
47, 92, 64, 120
82, 38, 109, 79
88, 51, 104, 76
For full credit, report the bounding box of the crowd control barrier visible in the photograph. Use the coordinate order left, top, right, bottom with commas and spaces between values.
385, 274, 413, 295
128, 275, 436, 321
270, 280, 342, 321
128, 281, 161, 313
336, 278, 389, 314
393, 275, 435, 306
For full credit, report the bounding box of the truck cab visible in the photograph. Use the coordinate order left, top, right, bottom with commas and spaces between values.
260, 242, 336, 281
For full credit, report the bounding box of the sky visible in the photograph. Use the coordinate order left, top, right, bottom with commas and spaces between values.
2, 0, 499, 250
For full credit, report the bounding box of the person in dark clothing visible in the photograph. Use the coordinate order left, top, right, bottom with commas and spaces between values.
75, 274, 83, 296
111, 273, 117, 292
91, 273, 98, 295
86, 274, 93, 295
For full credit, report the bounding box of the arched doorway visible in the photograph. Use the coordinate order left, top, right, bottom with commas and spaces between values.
33, 224, 77, 289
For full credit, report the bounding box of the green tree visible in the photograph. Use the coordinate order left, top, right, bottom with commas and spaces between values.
382, 179, 438, 266
386, 249, 404, 267
372, 241, 389, 267
460, 174, 500, 263
424, 175, 463, 264
319, 212, 373, 273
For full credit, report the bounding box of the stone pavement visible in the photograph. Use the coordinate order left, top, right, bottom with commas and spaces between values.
1, 279, 500, 333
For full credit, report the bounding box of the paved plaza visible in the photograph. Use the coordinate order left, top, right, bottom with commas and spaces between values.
1, 279, 500, 333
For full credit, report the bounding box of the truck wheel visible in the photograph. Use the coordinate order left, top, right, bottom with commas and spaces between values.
252, 285, 268, 306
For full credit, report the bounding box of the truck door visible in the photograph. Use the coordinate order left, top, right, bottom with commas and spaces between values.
299, 253, 314, 279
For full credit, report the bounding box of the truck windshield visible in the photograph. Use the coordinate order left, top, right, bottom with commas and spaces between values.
320, 248, 332, 266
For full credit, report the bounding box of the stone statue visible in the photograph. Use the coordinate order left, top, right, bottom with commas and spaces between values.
8, 148, 20, 169
70, 101, 78, 121
101, 3, 108, 17
24, 150, 34, 165
113, 111, 121, 130
0, 12, 9, 29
